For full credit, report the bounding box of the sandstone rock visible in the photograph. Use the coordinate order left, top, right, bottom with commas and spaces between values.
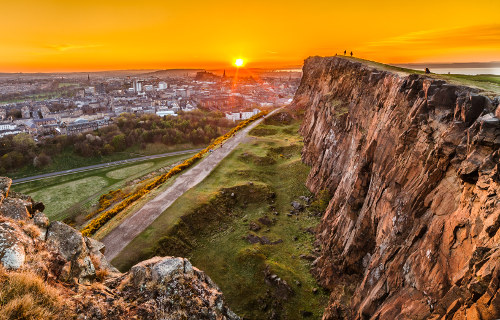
249, 221, 261, 231
294, 56, 500, 319
0, 221, 28, 269
0, 184, 240, 319
151, 256, 193, 282
47, 221, 88, 260
245, 234, 283, 245
0, 243, 25, 269
291, 201, 304, 211
258, 215, 273, 226
0, 197, 31, 220
121, 256, 239, 319
46, 221, 97, 283
0, 177, 11, 201
32, 211, 49, 228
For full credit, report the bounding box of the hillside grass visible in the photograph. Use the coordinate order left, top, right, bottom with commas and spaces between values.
8, 142, 203, 179
112, 118, 329, 319
340, 56, 500, 94
0, 267, 73, 320
12, 152, 194, 223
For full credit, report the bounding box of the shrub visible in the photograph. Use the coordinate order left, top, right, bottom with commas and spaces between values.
33, 153, 52, 168
310, 189, 332, 214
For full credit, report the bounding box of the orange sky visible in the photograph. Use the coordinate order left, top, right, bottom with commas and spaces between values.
1, 0, 499, 72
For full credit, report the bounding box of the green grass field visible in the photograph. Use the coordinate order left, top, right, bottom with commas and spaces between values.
112, 117, 328, 319
12, 152, 195, 223
342, 57, 500, 94
8, 143, 203, 179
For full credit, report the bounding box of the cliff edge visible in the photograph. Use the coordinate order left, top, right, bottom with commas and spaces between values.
0, 177, 238, 319
294, 57, 500, 319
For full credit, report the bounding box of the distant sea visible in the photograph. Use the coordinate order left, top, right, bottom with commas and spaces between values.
280, 64, 500, 76
413, 67, 500, 76
394, 62, 500, 76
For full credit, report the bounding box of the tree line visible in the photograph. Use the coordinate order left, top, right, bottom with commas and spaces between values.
0, 110, 234, 174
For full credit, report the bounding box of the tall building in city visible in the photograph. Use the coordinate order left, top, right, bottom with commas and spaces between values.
134, 80, 142, 92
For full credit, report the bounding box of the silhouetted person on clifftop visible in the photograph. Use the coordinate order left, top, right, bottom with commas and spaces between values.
350, 51, 353, 57
425, 68, 431, 74
344, 50, 346, 55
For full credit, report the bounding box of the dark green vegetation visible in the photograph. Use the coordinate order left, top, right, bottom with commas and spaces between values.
113, 111, 329, 319
12, 152, 193, 224
1, 111, 234, 178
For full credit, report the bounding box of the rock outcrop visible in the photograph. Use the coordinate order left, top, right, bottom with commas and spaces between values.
294, 57, 500, 319
0, 177, 238, 319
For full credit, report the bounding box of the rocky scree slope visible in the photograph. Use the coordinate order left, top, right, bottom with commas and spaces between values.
0, 177, 238, 319
293, 57, 500, 319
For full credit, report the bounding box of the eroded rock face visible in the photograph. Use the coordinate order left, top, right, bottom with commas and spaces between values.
294, 57, 500, 319
0, 185, 238, 319
116, 256, 239, 319
0, 177, 11, 200
0, 197, 31, 220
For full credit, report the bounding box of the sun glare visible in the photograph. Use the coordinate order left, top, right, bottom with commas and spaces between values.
234, 58, 244, 67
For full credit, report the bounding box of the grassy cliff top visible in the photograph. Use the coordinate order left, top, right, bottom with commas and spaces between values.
335, 56, 500, 95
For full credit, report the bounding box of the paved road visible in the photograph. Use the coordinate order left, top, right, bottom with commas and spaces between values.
102, 111, 278, 261
12, 149, 202, 185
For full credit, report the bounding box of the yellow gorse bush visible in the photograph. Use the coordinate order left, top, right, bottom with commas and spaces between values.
81, 111, 268, 236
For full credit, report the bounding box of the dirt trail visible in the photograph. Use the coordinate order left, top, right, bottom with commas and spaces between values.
101, 110, 279, 260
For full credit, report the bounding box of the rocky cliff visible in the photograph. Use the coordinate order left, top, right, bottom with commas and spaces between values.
294, 57, 500, 319
0, 177, 238, 319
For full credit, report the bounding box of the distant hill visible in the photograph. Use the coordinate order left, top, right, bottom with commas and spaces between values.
0, 69, 160, 79
141, 69, 205, 78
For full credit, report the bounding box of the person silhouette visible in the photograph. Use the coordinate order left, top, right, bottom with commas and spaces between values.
350, 51, 353, 57
344, 50, 346, 55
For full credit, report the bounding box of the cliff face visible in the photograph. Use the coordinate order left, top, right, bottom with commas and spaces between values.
295, 57, 500, 319
0, 178, 238, 319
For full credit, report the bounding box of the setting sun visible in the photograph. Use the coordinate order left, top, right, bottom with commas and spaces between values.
234, 58, 244, 67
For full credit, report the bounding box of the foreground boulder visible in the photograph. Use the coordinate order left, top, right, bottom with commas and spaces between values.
294, 56, 500, 319
0, 186, 239, 319
114, 256, 239, 319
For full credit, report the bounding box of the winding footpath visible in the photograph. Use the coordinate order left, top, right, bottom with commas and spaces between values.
102, 110, 279, 260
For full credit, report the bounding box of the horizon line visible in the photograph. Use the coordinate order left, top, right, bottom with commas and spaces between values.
1, 60, 500, 74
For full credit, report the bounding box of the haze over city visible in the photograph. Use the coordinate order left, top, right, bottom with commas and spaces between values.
1, 0, 499, 72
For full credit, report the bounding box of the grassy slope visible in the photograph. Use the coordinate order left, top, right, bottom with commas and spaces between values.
8, 142, 203, 179
112, 119, 328, 319
92, 171, 180, 240
341, 56, 500, 95
12, 152, 194, 222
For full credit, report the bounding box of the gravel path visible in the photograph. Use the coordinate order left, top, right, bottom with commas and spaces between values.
101, 111, 278, 260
